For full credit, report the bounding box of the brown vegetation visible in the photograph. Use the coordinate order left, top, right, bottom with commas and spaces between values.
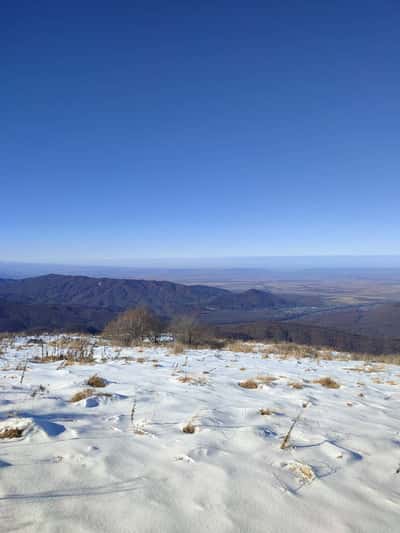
239, 379, 258, 389
256, 375, 278, 385
259, 408, 273, 416
170, 342, 185, 355
170, 315, 201, 346
70, 389, 94, 402
314, 377, 340, 389
103, 307, 161, 346
226, 341, 255, 353
0, 427, 24, 439
274, 343, 320, 359
87, 374, 107, 387
289, 381, 304, 389
182, 421, 196, 434
177, 375, 207, 385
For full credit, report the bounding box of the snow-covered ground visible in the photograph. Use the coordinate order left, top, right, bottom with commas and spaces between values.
0, 336, 399, 532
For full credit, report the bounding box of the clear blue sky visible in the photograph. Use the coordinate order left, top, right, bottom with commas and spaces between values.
2, 1, 399, 264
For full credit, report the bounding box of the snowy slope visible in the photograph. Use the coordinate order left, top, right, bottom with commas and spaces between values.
0, 337, 399, 532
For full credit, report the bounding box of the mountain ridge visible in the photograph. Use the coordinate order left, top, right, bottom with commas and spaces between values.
0, 274, 290, 323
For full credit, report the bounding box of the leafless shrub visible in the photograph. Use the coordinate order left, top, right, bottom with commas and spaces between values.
170, 314, 206, 346
103, 307, 162, 346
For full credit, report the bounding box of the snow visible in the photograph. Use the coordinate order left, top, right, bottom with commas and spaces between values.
0, 336, 399, 532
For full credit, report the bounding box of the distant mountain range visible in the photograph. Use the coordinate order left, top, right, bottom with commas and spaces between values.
0, 273, 294, 311
0, 274, 299, 332
1, 274, 399, 355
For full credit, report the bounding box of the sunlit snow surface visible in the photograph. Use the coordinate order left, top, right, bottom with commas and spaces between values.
0, 336, 399, 532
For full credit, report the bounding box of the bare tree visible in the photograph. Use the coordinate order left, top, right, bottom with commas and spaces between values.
170, 315, 202, 345
103, 307, 161, 345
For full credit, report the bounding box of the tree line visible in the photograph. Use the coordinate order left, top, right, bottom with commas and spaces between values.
102, 307, 210, 346
103, 306, 400, 355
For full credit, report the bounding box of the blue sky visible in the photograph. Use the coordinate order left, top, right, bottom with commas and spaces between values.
1, 2, 399, 264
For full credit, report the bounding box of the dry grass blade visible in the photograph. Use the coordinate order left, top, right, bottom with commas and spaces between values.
19, 355, 29, 384
280, 402, 308, 450
130, 396, 137, 427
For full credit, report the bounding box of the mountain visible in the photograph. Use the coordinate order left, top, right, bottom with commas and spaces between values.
0, 274, 227, 315
0, 274, 296, 332
0, 301, 115, 334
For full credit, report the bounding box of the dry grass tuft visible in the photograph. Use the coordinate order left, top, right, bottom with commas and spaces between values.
177, 375, 207, 385
135, 357, 147, 364
258, 346, 271, 358
239, 379, 258, 389
0, 427, 24, 439
170, 343, 185, 355
259, 408, 273, 416
182, 421, 196, 434
274, 343, 320, 359
70, 389, 94, 402
288, 462, 315, 482
226, 341, 255, 353
314, 376, 340, 389
289, 381, 304, 389
347, 363, 386, 374
87, 374, 107, 388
